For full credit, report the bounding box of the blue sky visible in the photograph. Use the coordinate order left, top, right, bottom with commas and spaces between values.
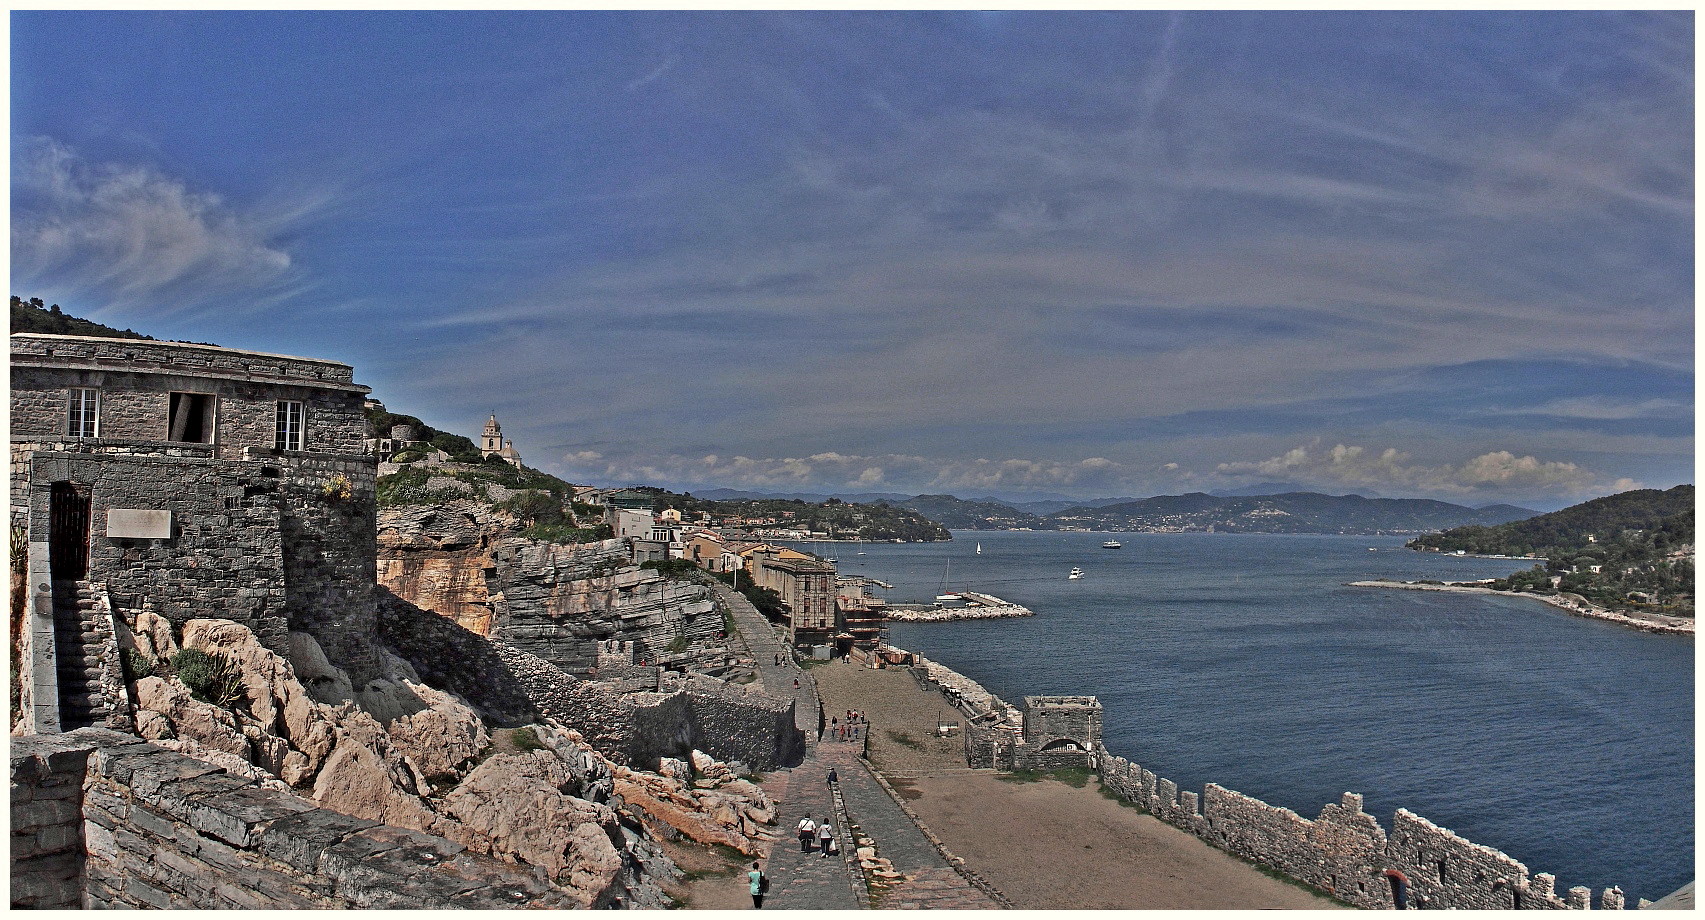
11, 11, 1693, 509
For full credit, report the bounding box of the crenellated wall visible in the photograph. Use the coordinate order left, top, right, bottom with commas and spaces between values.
11, 729, 579, 909
1096, 744, 1625, 910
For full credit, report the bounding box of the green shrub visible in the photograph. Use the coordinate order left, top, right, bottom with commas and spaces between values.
639, 558, 701, 578
511, 727, 544, 752
170, 649, 247, 707
524, 522, 613, 544
121, 648, 158, 682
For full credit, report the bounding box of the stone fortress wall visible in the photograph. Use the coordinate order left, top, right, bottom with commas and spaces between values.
12, 729, 581, 909
902, 645, 1630, 911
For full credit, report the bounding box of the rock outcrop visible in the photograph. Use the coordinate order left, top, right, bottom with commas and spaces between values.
116, 613, 679, 908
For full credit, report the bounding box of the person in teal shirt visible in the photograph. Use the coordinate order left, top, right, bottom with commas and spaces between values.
748, 862, 766, 909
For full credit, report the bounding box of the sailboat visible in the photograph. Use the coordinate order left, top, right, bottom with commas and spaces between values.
935, 556, 962, 604
975, 542, 981, 555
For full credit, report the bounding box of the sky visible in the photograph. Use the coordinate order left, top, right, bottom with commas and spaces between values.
10, 11, 1693, 510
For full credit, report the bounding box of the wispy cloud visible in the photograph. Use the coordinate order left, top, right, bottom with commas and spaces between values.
11, 138, 300, 311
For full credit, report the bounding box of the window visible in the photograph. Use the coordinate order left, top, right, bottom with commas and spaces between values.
68, 388, 100, 438
167, 393, 216, 443
275, 400, 304, 452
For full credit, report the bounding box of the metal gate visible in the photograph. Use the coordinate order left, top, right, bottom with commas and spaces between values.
49, 482, 91, 581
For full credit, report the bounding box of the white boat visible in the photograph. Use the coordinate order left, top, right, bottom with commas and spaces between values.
1102, 540, 1121, 549
975, 542, 982, 555
1068, 567, 1084, 579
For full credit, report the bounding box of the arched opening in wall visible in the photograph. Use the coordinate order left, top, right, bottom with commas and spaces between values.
1384, 869, 1410, 910
1438, 856, 1449, 883
1039, 738, 1081, 752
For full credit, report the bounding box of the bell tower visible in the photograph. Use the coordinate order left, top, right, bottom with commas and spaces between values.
481, 414, 502, 458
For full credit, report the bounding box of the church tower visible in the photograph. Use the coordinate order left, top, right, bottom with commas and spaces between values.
481, 414, 502, 458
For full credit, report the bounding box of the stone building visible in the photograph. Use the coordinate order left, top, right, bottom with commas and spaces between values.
9, 333, 380, 732
749, 549, 837, 647
479, 413, 524, 468
963, 695, 1103, 771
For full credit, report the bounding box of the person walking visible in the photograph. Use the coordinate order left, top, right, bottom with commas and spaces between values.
797, 815, 816, 852
826, 767, 838, 785
748, 862, 766, 909
817, 820, 835, 857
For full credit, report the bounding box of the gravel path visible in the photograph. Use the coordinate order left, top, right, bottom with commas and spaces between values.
812, 659, 1345, 911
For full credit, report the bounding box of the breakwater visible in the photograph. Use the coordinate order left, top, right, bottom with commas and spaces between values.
888, 644, 1632, 910
887, 591, 1033, 623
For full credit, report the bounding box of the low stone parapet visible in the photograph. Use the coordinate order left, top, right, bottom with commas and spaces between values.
11, 728, 579, 909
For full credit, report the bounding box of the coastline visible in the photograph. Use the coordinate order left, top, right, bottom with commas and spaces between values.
1347, 579, 1694, 636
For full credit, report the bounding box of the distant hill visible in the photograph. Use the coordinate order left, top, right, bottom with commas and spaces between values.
644, 489, 951, 542
695, 488, 917, 504
1049, 492, 1535, 535
1208, 481, 1383, 498
895, 494, 1053, 530
10, 295, 154, 340
1409, 486, 1693, 616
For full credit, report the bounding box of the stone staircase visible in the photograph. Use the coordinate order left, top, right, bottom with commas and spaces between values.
51, 580, 120, 730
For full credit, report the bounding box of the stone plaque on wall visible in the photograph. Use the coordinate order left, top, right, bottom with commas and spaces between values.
107, 509, 173, 539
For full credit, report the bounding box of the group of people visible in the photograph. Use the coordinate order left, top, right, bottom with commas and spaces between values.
828, 710, 867, 741
794, 814, 840, 857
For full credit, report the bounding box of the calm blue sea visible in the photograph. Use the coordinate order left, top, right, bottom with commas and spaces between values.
817, 531, 1693, 903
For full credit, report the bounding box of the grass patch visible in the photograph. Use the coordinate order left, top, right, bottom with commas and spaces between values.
994, 766, 1095, 787
510, 727, 545, 752
795, 657, 832, 669
885, 730, 925, 750
1099, 785, 1147, 810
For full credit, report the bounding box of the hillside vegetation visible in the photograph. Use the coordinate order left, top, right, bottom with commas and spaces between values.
636, 487, 951, 542
900, 491, 1535, 534
1409, 485, 1694, 616
11, 295, 154, 340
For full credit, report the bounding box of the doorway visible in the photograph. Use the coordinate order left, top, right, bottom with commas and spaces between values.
49, 482, 91, 581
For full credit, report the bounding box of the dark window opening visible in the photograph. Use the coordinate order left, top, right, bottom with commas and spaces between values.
168, 392, 216, 443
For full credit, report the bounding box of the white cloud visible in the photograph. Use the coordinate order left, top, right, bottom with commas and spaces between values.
553, 449, 1131, 494
1217, 443, 1602, 498
12, 138, 294, 305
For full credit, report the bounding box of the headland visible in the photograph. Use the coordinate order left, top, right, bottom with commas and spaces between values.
1349, 579, 1694, 636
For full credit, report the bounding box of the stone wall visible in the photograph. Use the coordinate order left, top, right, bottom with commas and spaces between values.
11, 335, 368, 462
1096, 744, 1624, 911
490, 639, 803, 771
17, 449, 381, 684
24, 451, 289, 652
11, 728, 578, 909
897, 642, 1629, 911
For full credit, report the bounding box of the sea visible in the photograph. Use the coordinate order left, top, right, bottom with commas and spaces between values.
805, 530, 1694, 903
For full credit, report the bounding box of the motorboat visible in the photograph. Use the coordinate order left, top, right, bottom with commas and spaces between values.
1102, 540, 1122, 549
1068, 567, 1084, 579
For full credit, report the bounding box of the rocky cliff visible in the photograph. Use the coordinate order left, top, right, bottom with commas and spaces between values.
377, 501, 722, 674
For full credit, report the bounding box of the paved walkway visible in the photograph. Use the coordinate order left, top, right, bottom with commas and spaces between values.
711, 582, 998, 909
711, 582, 820, 738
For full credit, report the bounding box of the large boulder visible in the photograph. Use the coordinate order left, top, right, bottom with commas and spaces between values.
180, 621, 339, 775
384, 682, 491, 781
132, 676, 249, 759
440, 751, 627, 908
